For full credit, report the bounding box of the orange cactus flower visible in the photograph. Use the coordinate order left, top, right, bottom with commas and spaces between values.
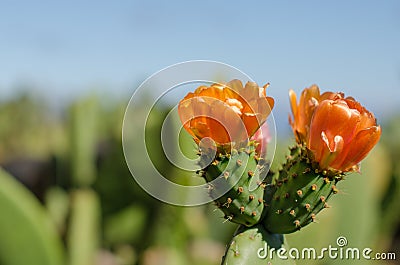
289, 85, 337, 143
290, 86, 381, 172
178, 79, 274, 148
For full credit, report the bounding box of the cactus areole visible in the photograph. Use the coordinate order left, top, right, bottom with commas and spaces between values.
198, 142, 270, 226
262, 144, 342, 234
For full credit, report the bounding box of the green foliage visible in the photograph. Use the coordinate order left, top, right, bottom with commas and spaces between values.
67, 189, 100, 265
104, 204, 148, 245
0, 169, 65, 265
69, 97, 99, 187
0, 94, 64, 161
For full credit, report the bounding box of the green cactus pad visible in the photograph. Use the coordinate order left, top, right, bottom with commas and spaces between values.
221, 224, 295, 265
198, 144, 268, 227
263, 145, 343, 234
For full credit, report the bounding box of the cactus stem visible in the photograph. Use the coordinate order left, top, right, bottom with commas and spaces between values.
201, 143, 265, 227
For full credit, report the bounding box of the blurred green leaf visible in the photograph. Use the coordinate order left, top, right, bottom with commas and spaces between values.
0, 168, 65, 265
69, 97, 99, 187
67, 189, 100, 265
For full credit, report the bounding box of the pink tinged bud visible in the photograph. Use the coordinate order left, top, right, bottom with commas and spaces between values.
251, 123, 271, 156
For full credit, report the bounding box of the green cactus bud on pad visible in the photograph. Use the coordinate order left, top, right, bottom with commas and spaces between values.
262, 145, 343, 234
198, 143, 269, 227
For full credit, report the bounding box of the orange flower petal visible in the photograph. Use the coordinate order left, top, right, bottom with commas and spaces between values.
289, 85, 321, 142
289, 89, 298, 123
309, 100, 359, 149
319, 133, 345, 170
242, 113, 263, 139
339, 126, 381, 170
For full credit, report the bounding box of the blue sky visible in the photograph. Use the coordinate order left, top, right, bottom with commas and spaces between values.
1, 1, 399, 132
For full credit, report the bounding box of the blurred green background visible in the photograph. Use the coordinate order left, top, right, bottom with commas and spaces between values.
0, 93, 399, 265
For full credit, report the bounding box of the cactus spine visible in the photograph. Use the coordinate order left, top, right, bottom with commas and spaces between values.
263, 145, 343, 234
198, 142, 268, 227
